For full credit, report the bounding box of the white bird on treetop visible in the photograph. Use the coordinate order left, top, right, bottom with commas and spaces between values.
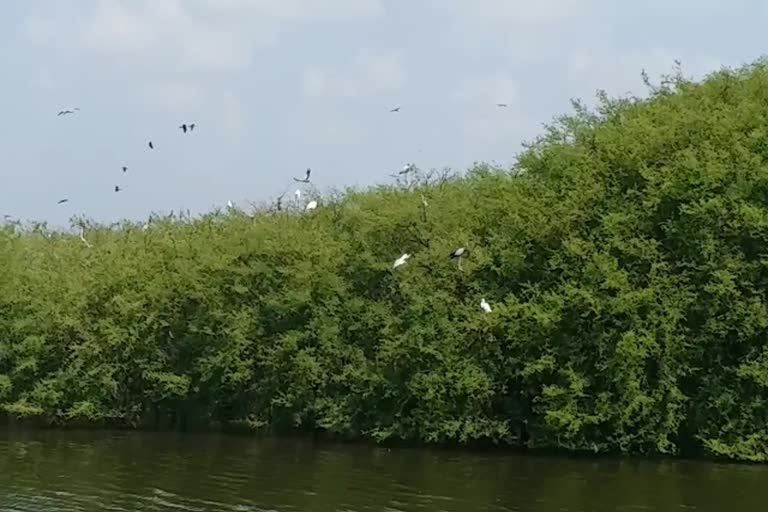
480, 298, 492, 313
306, 200, 318, 211
393, 253, 410, 269
295, 189, 301, 200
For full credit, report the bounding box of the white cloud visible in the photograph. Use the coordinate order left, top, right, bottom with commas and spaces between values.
21, 0, 385, 74
199, 0, 385, 21
303, 49, 407, 98
431, 0, 595, 26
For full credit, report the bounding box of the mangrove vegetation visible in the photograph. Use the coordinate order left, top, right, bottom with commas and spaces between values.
4, 59, 768, 462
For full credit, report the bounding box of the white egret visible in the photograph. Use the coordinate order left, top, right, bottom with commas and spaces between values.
393, 253, 410, 269
480, 298, 492, 313
306, 200, 318, 211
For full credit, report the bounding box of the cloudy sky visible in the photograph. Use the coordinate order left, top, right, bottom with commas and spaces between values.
0, 1, 762, 226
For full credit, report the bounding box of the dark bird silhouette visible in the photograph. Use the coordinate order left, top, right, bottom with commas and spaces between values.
276, 193, 284, 211
148, 141, 154, 149
122, 166, 128, 173
189, 123, 196, 131
496, 103, 509, 108
389, 106, 401, 112
57, 199, 69, 204
115, 185, 122, 193
57, 108, 80, 116
293, 168, 311, 183
179, 124, 188, 133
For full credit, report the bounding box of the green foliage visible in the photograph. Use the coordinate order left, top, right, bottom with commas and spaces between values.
4, 58, 768, 461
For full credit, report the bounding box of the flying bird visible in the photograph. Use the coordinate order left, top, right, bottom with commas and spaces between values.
122, 166, 128, 173
393, 253, 410, 269
294, 168, 311, 183
480, 298, 492, 313
390, 106, 401, 113
148, 141, 154, 149
306, 200, 318, 211
496, 103, 509, 108
57, 108, 80, 116
400, 163, 415, 175
189, 123, 196, 131
179, 124, 188, 133
57, 199, 69, 205
114, 185, 122, 192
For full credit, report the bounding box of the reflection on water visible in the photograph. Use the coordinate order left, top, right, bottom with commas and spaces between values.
0, 429, 764, 511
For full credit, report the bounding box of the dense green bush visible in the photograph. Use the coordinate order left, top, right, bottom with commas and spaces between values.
4, 59, 768, 461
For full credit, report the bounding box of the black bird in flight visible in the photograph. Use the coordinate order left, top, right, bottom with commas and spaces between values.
115, 185, 122, 193
189, 123, 196, 131
148, 141, 154, 149
122, 166, 128, 173
389, 106, 401, 112
179, 124, 188, 133
57, 198, 69, 204
57, 108, 80, 116
293, 168, 311, 183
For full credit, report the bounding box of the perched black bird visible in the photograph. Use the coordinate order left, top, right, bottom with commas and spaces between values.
293, 168, 311, 183
57, 198, 69, 204
179, 124, 188, 133
276, 194, 284, 211
449, 247, 467, 259
115, 185, 122, 192
148, 141, 154, 149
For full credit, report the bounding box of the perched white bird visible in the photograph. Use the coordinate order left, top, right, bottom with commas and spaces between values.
79, 229, 93, 248
306, 200, 318, 211
295, 189, 301, 200
227, 200, 234, 209
480, 298, 492, 313
450, 247, 468, 270
393, 253, 410, 269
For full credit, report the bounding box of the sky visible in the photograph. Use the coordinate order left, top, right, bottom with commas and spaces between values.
0, 1, 764, 227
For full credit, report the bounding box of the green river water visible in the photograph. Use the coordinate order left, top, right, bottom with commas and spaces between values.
0, 429, 763, 511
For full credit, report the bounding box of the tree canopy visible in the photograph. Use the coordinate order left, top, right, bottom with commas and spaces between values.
4, 58, 768, 461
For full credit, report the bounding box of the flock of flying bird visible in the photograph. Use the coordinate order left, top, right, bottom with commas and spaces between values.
50, 104, 501, 314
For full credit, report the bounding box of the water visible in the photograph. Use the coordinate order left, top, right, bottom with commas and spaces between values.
0, 430, 763, 511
